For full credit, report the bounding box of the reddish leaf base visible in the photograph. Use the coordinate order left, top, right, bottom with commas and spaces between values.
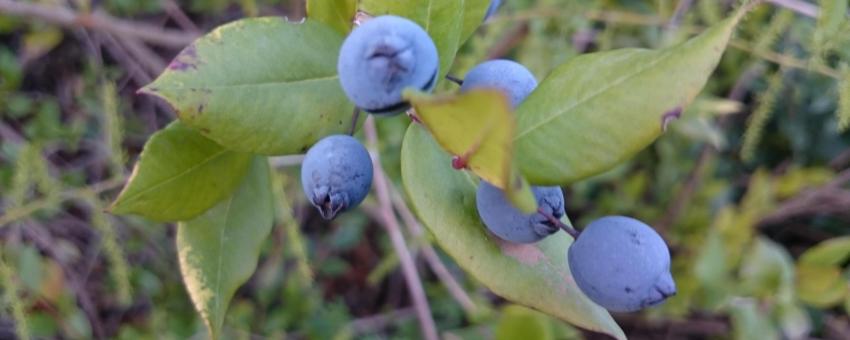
451, 155, 468, 170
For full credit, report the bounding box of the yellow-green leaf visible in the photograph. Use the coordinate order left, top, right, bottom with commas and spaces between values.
110, 122, 252, 222
177, 157, 273, 340
514, 10, 747, 185
739, 237, 794, 300
307, 0, 356, 35
799, 236, 850, 266
795, 264, 847, 308
495, 305, 554, 340
460, 0, 492, 44
775, 167, 834, 199
406, 89, 536, 213
401, 124, 624, 339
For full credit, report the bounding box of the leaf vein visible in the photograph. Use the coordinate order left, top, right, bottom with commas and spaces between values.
514, 48, 673, 139
117, 149, 231, 208
157, 74, 339, 91
213, 194, 235, 332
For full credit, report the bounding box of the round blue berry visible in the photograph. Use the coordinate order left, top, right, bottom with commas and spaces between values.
337, 15, 439, 115
476, 181, 565, 243
568, 216, 676, 312
460, 59, 537, 109
301, 135, 373, 220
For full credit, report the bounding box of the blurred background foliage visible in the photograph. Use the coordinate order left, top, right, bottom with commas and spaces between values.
0, 0, 849, 339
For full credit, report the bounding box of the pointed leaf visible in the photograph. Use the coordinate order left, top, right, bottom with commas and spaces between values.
110, 122, 252, 222
795, 264, 847, 308
514, 10, 747, 184
460, 0, 491, 44
358, 0, 464, 79
177, 157, 273, 339
406, 89, 536, 212
799, 236, 850, 266
307, 0, 356, 36
141, 18, 353, 155
401, 124, 624, 339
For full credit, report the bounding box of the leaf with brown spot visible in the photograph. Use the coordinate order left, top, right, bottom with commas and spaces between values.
141, 18, 353, 155
515, 9, 749, 184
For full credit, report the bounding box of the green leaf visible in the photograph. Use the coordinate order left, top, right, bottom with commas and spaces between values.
406, 89, 536, 212
777, 302, 811, 340
177, 157, 274, 340
110, 122, 252, 222
307, 0, 356, 36
460, 0, 491, 44
495, 305, 554, 340
795, 264, 847, 308
401, 124, 624, 339
141, 18, 353, 155
693, 228, 731, 299
514, 10, 747, 184
739, 237, 795, 301
730, 299, 780, 340
799, 236, 850, 266
358, 0, 464, 79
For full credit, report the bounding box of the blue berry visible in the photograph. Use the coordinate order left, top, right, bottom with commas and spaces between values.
568, 216, 676, 312
476, 182, 565, 243
301, 135, 373, 220
337, 15, 439, 115
460, 59, 537, 108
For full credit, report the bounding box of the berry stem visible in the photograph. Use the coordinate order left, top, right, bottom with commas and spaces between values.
537, 208, 580, 240
445, 74, 464, 86
349, 107, 361, 136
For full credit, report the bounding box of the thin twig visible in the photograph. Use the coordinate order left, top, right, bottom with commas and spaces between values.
766, 0, 819, 18
758, 169, 850, 226
97, 33, 153, 85
0, 0, 197, 48
363, 116, 438, 340
115, 36, 168, 76
665, 0, 694, 32
347, 307, 416, 335
388, 185, 478, 315
485, 22, 529, 60
656, 61, 764, 233
269, 154, 305, 168
162, 0, 201, 34
729, 40, 841, 79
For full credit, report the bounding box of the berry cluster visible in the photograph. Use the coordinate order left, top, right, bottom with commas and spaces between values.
300, 3, 676, 313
